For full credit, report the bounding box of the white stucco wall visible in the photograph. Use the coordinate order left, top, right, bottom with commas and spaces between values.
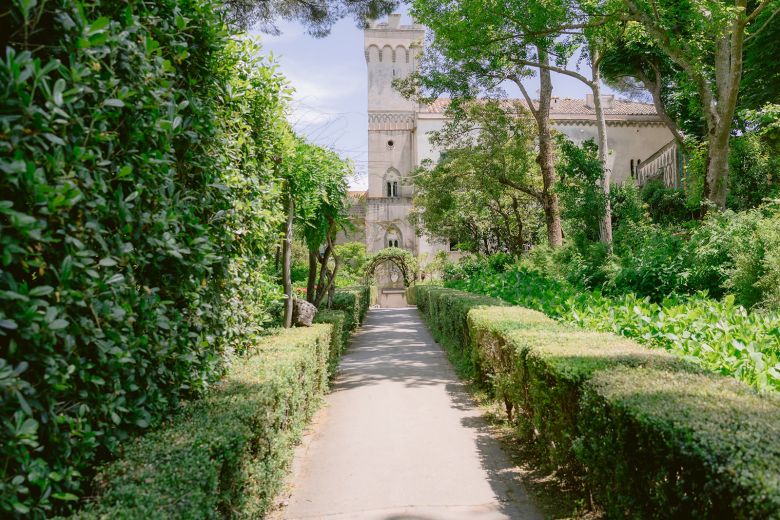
555, 122, 673, 184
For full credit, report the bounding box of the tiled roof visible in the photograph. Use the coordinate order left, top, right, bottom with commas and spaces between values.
421, 97, 658, 117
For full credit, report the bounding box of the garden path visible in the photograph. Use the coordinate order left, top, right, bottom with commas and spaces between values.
278, 307, 543, 520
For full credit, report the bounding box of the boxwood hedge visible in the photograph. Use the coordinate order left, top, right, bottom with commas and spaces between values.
331, 286, 370, 332
314, 309, 348, 376
66, 325, 333, 520
415, 285, 780, 518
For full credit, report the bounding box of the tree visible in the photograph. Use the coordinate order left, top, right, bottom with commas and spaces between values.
619, 0, 780, 208
279, 139, 351, 327
599, 29, 692, 145
222, 0, 399, 34
298, 145, 351, 309
409, 101, 545, 255
407, 0, 619, 247
403, 0, 565, 247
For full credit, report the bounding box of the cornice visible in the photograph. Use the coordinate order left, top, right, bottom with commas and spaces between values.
368, 112, 416, 131
553, 119, 667, 128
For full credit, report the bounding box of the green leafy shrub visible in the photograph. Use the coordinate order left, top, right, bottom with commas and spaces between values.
556, 137, 607, 247
727, 133, 780, 211
334, 242, 368, 287
314, 310, 347, 376
0, 1, 288, 515
331, 286, 370, 331
607, 220, 688, 300
467, 306, 697, 480
609, 181, 645, 229
640, 179, 695, 225
447, 267, 780, 391
66, 325, 333, 519
414, 286, 505, 377
418, 287, 780, 517
726, 204, 780, 309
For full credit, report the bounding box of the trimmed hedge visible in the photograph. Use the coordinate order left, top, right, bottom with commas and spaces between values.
415, 286, 505, 377
415, 285, 780, 518
67, 325, 333, 519
314, 310, 348, 376
581, 367, 780, 519
332, 286, 370, 331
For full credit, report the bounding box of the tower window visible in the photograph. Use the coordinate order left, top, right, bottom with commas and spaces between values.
387, 181, 398, 197
387, 139, 394, 149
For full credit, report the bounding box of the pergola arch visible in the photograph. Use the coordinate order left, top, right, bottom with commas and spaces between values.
363, 247, 418, 287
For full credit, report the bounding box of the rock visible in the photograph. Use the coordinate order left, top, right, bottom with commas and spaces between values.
293, 298, 317, 327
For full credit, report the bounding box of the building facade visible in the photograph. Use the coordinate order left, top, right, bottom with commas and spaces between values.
351, 15, 675, 259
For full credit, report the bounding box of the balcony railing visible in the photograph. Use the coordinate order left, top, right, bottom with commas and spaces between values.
636, 140, 685, 189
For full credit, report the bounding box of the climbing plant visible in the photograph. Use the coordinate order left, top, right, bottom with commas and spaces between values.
363, 247, 419, 287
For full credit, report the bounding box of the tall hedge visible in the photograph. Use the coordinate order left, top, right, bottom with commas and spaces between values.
0, 1, 288, 516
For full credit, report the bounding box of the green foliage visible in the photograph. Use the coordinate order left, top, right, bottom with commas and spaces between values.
333, 242, 368, 287
446, 266, 780, 392
608, 181, 644, 229
67, 325, 334, 519
0, 1, 293, 515
290, 141, 350, 255
607, 220, 688, 300
414, 286, 505, 378
580, 368, 780, 518
409, 101, 544, 254
330, 286, 370, 332
727, 133, 780, 211
726, 205, 780, 310
221, 0, 399, 35
364, 247, 418, 287
640, 180, 696, 225
555, 137, 607, 246
417, 286, 780, 517
314, 310, 348, 376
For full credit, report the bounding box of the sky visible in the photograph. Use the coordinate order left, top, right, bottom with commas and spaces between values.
252, 10, 612, 190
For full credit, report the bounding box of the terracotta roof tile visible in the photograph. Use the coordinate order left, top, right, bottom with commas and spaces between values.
421, 97, 657, 117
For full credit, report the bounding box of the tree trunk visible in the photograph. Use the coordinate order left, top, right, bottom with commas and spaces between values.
282, 188, 294, 328
513, 49, 563, 248
306, 250, 318, 303
315, 234, 339, 308
314, 244, 331, 307
590, 50, 613, 250
536, 51, 564, 248
704, 126, 732, 208
704, 28, 745, 209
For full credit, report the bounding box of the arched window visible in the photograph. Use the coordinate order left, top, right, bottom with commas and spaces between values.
385, 226, 402, 249
384, 167, 400, 198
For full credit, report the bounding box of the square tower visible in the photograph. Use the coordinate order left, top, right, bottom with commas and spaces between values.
364, 16, 424, 254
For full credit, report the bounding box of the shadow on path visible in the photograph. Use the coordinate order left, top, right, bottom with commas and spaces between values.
280, 308, 542, 520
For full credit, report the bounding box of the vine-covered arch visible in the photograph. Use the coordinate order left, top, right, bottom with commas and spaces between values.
363, 247, 419, 287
